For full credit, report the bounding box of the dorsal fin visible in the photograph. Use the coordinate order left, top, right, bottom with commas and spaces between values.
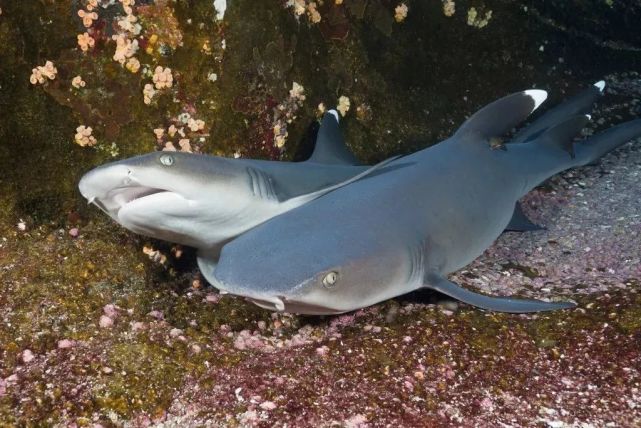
454, 90, 548, 141
511, 80, 605, 144
537, 115, 590, 158
307, 110, 360, 165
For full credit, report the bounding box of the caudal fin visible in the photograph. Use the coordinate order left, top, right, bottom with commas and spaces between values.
575, 119, 641, 166
425, 274, 576, 313
511, 81, 605, 144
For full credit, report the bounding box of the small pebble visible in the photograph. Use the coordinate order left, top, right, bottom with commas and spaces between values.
103, 304, 118, 318
316, 345, 330, 356
169, 328, 183, 338
21, 349, 35, 364
259, 401, 277, 410
205, 293, 220, 304
99, 315, 114, 328
68, 227, 79, 237
57, 339, 75, 349
147, 310, 164, 320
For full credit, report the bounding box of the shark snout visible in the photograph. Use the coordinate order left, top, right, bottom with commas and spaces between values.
78, 164, 133, 201
210, 273, 287, 311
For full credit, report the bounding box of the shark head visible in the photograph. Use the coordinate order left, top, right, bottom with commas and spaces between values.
211, 205, 420, 315
78, 151, 272, 249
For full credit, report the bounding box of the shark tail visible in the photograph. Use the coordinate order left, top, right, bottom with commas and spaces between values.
574, 118, 641, 166
425, 274, 576, 313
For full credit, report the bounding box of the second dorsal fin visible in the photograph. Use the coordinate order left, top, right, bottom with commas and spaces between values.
537, 115, 590, 158
455, 90, 548, 141
307, 110, 360, 165
510, 81, 605, 144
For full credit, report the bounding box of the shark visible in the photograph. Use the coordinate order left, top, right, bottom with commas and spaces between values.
78, 111, 400, 271
209, 83, 641, 314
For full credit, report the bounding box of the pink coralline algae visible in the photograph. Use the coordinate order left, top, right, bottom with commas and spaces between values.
21, 349, 35, 364
57, 339, 76, 349
99, 315, 114, 328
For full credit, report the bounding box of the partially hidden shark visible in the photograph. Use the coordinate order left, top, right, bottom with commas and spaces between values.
78, 110, 398, 271
209, 82, 641, 314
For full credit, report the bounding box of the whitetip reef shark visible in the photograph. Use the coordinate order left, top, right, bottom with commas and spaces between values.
209, 81, 641, 314
78, 110, 399, 271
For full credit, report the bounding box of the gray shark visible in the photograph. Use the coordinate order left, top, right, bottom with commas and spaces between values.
78, 110, 398, 268
210, 85, 641, 314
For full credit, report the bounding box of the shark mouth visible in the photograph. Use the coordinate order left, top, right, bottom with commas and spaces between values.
89, 186, 170, 217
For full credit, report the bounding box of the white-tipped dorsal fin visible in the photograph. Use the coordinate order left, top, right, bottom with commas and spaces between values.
454, 90, 548, 141
307, 110, 360, 165
524, 89, 548, 111
593, 80, 606, 92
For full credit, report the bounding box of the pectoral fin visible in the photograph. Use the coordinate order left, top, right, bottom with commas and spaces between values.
505, 202, 544, 232
279, 155, 401, 211
424, 273, 576, 313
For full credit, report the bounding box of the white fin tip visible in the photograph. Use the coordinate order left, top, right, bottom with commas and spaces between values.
585, 114, 592, 120
524, 89, 548, 112
593, 80, 606, 92
328, 109, 339, 122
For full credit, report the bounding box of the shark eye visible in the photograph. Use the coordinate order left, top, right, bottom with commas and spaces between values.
159, 154, 174, 166
322, 271, 338, 288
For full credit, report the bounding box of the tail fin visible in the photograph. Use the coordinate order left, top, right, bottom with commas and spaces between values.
455, 90, 547, 141
575, 119, 641, 166
425, 274, 575, 313
511, 81, 605, 144
307, 110, 360, 165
